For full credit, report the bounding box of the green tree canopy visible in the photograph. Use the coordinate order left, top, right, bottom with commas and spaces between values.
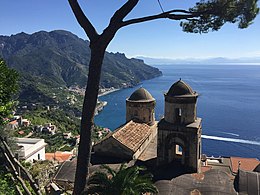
87, 164, 158, 195
181, 0, 259, 33
0, 59, 19, 125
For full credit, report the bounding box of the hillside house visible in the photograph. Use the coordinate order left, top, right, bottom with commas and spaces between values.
8, 120, 19, 130
42, 123, 56, 135
15, 138, 47, 162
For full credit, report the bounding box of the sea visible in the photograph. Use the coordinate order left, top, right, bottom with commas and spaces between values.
95, 64, 260, 159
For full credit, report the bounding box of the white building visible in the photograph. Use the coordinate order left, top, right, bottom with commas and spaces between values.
15, 138, 47, 162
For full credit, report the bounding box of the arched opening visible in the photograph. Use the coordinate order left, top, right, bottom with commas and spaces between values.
175, 144, 185, 165
168, 143, 185, 165
166, 137, 186, 165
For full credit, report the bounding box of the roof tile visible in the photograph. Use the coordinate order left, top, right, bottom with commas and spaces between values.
113, 121, 152, 152
230, 156, 260, 173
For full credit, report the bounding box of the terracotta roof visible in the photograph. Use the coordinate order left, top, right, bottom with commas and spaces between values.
113, 121, 152, 152
230, 156, 260, 173
45, 151, 73, 162
9, 120, 18, 125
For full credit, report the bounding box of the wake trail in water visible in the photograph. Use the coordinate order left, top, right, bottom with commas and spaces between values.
218, 131, 240, 137
202, 135, 260, 146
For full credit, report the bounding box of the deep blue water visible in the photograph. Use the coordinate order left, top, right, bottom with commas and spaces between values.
95, 65, 260, 159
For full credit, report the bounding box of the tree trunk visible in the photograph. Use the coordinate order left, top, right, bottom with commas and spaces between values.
73, 44, 106, 195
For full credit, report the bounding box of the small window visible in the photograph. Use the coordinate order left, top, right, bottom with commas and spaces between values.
38, 153, 40, 160
178, 108, 182, 116
175, 108, 181, 123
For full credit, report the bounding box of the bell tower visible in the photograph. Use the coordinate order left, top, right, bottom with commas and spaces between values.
157, 79, 202, 173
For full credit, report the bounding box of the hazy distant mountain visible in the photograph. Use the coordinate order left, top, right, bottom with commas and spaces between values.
0, 30, 162, 89
137, 56, 260, 65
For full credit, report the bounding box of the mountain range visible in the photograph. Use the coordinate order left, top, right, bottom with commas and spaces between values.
0, 30, 161, 89
0, 30, 162, 109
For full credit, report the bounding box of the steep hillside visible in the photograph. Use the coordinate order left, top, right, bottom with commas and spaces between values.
0, 30, 162, 89
0, 30, 161, 115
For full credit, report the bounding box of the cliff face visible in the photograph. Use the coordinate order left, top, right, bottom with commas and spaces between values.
0, 30, 162, 89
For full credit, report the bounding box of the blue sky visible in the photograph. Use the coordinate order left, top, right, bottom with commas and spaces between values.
1, 0, 260, 59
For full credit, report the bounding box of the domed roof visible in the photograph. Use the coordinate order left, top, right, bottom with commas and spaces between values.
128, 87, 154, 101
167, 79, 197, 97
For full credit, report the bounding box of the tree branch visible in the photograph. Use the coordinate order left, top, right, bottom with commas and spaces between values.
121, 9, 202, 27
100, 0, 140, 45
68, 0, 98, 41
109, 0, 139, 25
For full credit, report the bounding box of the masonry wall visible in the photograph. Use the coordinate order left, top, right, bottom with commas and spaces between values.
157, 119, 202, 173
26, 147, 46, 162
126, 101, 155, 125
93, 137, 133, 160
164, 101, 197, 125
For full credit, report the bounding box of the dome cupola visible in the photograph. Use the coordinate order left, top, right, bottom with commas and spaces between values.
126, 87, 155, 125
167, 79, 197, 97
164, 79, 198, 125
128, 87, 154, 102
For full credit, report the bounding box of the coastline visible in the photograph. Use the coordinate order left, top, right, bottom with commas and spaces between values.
98, 88, 120, 97
96, 74, 163, 114
95, 88, 121, 116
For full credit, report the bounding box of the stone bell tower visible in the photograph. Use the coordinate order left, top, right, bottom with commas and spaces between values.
157, 79, 202, 173
126, 87, 155, 126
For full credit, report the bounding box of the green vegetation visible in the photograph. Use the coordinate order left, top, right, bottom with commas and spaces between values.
24, 109, 80, 133
18, 76, 84, 118
60, 144, 74, 152
0, 165, 36, 195
21, 108, 80, 152
0, 59, 19, 159
0, 30, 161, 123
0, 58, 18, 125
24, 160, 56, 190
31, 131, 78, 153
0, 30, 161, 109
91, 126, 110, 143
87, 164, 158, 195
15, 107, 107, 152
13, 126, 32, 137
0, 168, 16, 194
